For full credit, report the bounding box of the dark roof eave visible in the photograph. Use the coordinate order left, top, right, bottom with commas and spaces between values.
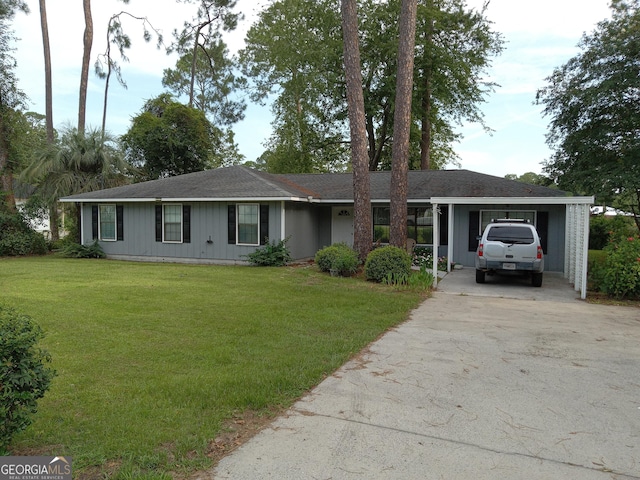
59, 196, 310, 203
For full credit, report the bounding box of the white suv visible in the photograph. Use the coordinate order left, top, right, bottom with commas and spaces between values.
475, 219, 544, 287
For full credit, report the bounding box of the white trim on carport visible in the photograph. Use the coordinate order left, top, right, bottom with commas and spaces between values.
430, 196, 594, 300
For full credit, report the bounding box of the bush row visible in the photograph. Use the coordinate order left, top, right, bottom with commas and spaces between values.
314, 243, 433, 289
0, 212, 48, 257
590, 235, 640, 299
315, 243, 359, 276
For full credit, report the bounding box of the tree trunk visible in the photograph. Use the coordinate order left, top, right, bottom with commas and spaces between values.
341, 0, 372, 262
0, 171, 16, 213
389, 0, 417, 249
100, 16, 114, 138
419, 1, 434, 171
40, 0, 54, 144
40, 0, 59, 240
0, 107, 16, 213
78, 0, 93, 135
189, 25, 205, 107
419, 78, 432, 170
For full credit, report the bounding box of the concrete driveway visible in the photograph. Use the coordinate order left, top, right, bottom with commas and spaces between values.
212, 269, 640, 479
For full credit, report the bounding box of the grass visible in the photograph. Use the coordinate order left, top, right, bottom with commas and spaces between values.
1, 256, 425, 478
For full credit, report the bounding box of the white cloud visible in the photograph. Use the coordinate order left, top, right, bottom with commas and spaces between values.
467, 0, 610, 37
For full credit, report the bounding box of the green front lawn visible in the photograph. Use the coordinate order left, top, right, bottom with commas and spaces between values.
1, 257, 424, 478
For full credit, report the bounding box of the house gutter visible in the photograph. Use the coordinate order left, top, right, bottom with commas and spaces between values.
59, 196, 311, 203
430, 196, 594, 205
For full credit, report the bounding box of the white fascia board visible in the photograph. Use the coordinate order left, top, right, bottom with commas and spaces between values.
430, 196, 595, 205
60, 196, 305, 203
311, 199, 433, 204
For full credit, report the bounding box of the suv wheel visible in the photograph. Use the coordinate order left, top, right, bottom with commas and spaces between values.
531, 272, 543, 287
475, 269, 486, 284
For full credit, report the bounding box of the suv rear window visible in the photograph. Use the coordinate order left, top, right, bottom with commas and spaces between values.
486, 226, 535, 244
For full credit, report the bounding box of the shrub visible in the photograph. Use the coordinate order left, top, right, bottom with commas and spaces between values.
589, 215, 636, 250
0, 211, 48, 257
382, 264, 435, 290
408, 264, 435, 290
364, 245, 412, 283
598, 235, 640, 299
315, 243, 359, 276
244, 237, 291, 266
587, 249, 607, 290
411, 246, 449, 271
0, 306, 56, 453
59, 240, 106, 259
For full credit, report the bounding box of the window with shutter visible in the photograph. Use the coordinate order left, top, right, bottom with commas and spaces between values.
98, 205, 116, 241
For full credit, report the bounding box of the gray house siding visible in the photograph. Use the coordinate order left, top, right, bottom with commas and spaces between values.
451, 204, 566, 272
284, 203, 321, 260
84, 201, 283, 263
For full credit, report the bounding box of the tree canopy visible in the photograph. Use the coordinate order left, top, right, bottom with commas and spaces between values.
240, 0, 502, 173
21, 126, 131, 202
241, 0, 347, 173
537, 0, 640, 229
163, 38, 246, 127
0, 0, 29, 211
121, 93, 226, 180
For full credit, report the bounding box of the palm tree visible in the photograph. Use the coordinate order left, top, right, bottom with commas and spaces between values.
21, 126, 132, 241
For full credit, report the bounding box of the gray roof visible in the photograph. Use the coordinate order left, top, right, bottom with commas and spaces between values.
61, 165, 567, 202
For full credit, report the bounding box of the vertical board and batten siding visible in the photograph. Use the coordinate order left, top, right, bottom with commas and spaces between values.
83, 201, 283, 262
452, 204, 566, 272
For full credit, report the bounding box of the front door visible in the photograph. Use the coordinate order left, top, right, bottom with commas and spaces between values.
331, 207, 354, 246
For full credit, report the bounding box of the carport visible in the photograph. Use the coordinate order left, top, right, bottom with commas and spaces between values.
430, 196, 594, 299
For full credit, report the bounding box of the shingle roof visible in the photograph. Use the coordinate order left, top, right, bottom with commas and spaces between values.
61, 165, 567, 202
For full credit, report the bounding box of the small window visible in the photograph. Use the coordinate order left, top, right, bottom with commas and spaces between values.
480, 210, 536, 233
163, 204, 182, 243
486, 226, 535, 244
99, 205, 116, 241
237, 204, 259, 245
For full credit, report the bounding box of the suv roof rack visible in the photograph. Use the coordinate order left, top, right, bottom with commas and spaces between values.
490, 218, 530, 223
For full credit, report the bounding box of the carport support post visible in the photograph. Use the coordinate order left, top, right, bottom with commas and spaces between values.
447, 204, 454, 273
579, 204, 590, 299
432, 202, 439, 286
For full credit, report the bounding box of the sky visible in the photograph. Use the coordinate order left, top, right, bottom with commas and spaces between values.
10, 0, 612, 178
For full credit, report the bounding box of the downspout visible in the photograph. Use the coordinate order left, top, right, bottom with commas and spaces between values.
432, 202, 439, 286
78, 202, 84, 245
447, 204, 454, 273
281, 201, 286, 240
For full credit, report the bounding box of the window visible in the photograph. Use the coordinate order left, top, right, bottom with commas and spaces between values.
99, 205, 116, 241
237, 204, 259, 245
163, 204, 182, 242
408, 207, 433, 244
373, 206, 434, 244
373, 207, 390, 243
480, 210, 536, 233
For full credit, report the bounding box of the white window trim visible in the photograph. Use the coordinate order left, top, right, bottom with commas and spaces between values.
236, 203, 260, 246
99, 204, 117, 242
163, 203, 183, 244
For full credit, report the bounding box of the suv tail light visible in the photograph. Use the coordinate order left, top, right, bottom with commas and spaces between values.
537, 245, 543, 259
478, 243, 484, 257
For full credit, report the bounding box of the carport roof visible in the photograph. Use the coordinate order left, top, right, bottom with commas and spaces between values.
61, 165, 570, 203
